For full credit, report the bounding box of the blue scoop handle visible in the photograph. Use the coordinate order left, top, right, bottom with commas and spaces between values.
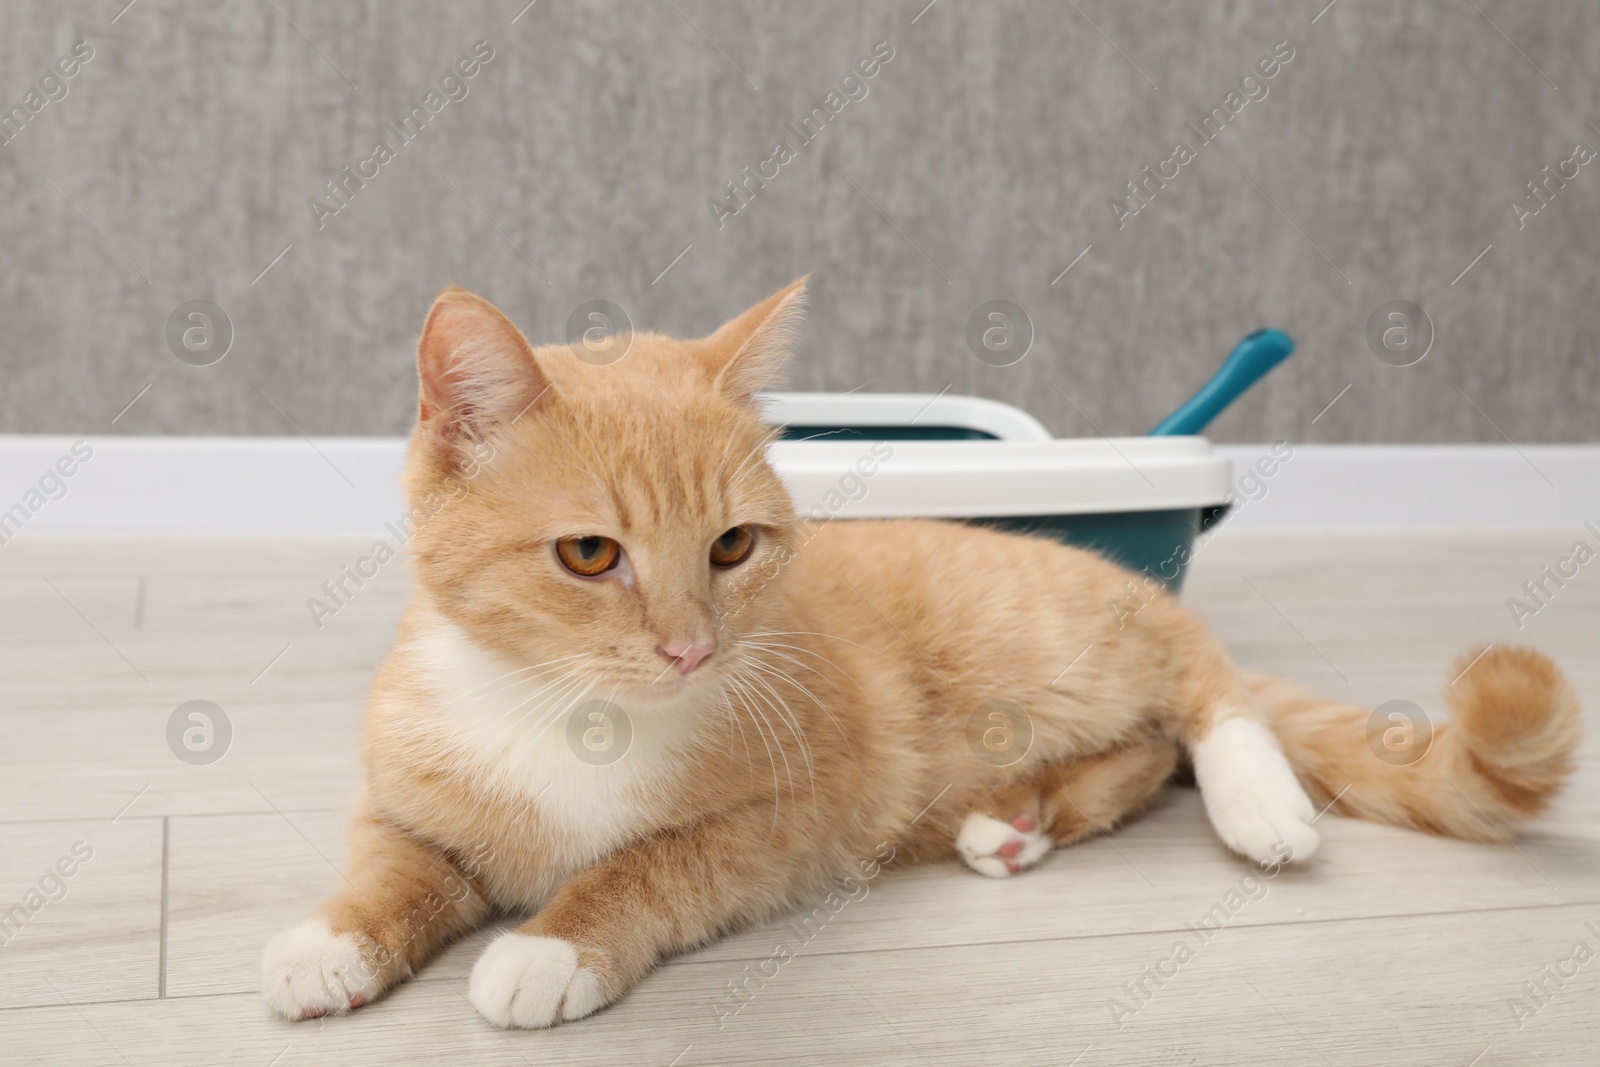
1148, 328, 1294, 436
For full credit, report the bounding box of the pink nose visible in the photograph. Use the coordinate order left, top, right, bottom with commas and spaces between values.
658, 640, 714, 675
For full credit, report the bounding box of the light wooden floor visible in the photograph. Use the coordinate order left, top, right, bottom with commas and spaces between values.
2, 531, 1597, 1065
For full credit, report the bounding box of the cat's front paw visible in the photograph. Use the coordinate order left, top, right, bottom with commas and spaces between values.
468, 932, 608, 1029
261, 918, 384, 1020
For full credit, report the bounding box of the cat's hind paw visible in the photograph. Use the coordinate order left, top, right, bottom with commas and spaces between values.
261, 918, 383, 1020
468, 932, 607, 1029
956, 811, 1052, 877
1193, 716, 1319, 865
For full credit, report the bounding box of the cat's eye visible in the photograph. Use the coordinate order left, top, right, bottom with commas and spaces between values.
555, 535, 621, 577
709, 526, 755, 568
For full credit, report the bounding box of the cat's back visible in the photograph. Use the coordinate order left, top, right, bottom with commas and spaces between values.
784, 517, 1177, 719
790, 518, 1140, 628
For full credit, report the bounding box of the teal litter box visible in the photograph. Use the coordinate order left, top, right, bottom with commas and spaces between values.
761, 329, 1294, 591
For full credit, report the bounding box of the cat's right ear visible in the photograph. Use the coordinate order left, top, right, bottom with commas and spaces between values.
416, 288, 549, 444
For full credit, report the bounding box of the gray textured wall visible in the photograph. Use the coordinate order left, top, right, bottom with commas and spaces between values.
0, 0, 1595, 442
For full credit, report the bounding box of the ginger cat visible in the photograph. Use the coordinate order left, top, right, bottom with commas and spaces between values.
262, 279, 1580, 1028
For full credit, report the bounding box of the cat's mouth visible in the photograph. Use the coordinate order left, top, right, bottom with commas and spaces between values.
569, 642, 736, 707
609, 659, 725, 706
646, 665, 715, 694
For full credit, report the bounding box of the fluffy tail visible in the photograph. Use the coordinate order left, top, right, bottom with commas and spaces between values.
1252, 646, 1580, 841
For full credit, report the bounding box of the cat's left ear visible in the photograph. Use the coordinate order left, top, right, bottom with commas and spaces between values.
695, 276, 808, 403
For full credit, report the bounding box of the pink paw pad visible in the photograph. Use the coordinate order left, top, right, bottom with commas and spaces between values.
956, 812, 1053, 878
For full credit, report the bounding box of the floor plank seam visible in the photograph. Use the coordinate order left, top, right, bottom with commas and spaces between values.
159, 815, 169, 999
7, 896, 1585, 1016
663, 896, 1600, 966
0, 807, 345, 828
0, 895, 1568, 1017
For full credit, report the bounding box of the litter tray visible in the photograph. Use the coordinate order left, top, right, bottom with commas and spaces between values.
761, 391, 1232, 591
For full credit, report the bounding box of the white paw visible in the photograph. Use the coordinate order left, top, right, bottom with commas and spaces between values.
1193, 716, 1319, 865
261, 918, 382, 1020
468, 932, 606, 1029
956, 812, 1052, 878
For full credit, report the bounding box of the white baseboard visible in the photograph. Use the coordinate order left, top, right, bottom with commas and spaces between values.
1211, 444, 1599, 531
0, 436, 1594, 539
0, 437, 411, 540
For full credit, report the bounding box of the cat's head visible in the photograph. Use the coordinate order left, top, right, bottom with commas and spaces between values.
402, 279, 808, 706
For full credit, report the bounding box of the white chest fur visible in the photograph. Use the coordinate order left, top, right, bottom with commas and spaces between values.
406, 611, 705, 862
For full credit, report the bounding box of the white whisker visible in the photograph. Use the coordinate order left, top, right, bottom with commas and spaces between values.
465, 652, 591, 702
722, 673, 788, 832
519, 669, 600, 741
712, 690, 757, 789
477, 664, 588, 733
735, 662, 818, 819
744, 628, 911, 669
741, 636, 862, 688
740, 651, 856, 760
457, 648, 586, 692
